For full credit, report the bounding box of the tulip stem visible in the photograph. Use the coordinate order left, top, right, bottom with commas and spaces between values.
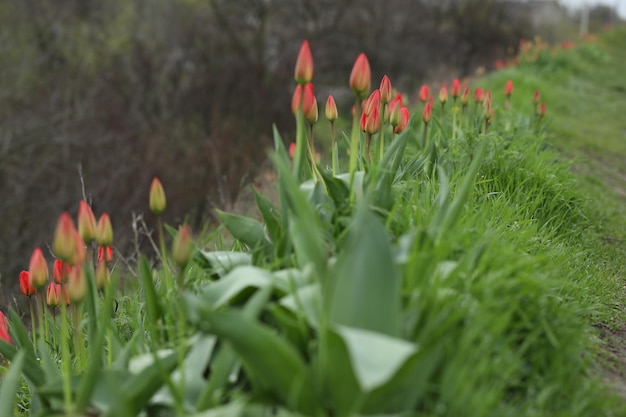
60, 300, 74, 414
349, 98, 362, 199
330, 122, 337, 175
29, 297, 37, 353
378, 103, 385, 164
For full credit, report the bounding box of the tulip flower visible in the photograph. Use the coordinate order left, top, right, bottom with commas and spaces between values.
78, 201, 97, 244
68, 265, 86, 303
538, 102, 547, 118
364, 89, 381, 116
349, 53, 371, 98
325, 95, 338, 122
302, 83, 316, 118
474, 87, 485, 104
53, 259, 71, 284
305, 96, 318, 124
379, 75, 392, 104
172, 224, 194, 268
359, 111, 368, 132
19, 270, 36, 296
29, 247, 49, 288
0, 311, 11, 344
294, 40, 313, 85
438, 86, 448, 104
365, 106, 381, 135
533, 90, 541, 105
388, 98, 402, 127
53, 212, 77, 263
393, 93, 404, 106
291, 84, 302, 114
422, 102, 433, 124
461, 87, 470, 107
97, 213, 113, 247
505, 80, 514, 97
450, 78, 461, 101
149, 177, 167, 216
289, 142, 296, 158
46, 282, 59, 306
394, 107, 409, 134
418, 85, 429, 103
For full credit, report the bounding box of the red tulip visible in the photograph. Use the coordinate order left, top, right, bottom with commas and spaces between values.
422, 102, 433, 124
78, 201, 97, 244
461, 87, 470, 106
365, 106, 381, 134
474, 87, 485, 104
538, 102, 547, 118
291, 84, 302, 115
388, 98, 402, 127
46, 282, 59, 306
505, 80, 514, 97
98, 246, 114, 263
294, 40, 314, 84
0, 311, 11, 345
418, 85, 430, 103
68, 265, 86, 303
364, 89, 381, 116
289, 142, 296, 158
302, 83, 316, 117
53, 212, 77, 263
349, 53, 371, 97
379, 75, 392, 104
394, 107, 409, 134
29, 247, 49, 288
450, 79, 461, 99
53, 259, 72, 284
438, 86, 448, 104
19, 270, 36, 296
325, 95, 338, 122
97, 213, 113, 247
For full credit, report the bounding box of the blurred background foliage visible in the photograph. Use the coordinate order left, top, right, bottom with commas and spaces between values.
0, 0, 620, 300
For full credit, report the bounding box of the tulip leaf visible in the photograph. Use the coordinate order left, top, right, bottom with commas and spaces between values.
139, 256, 164, 325
253, 187, 282, 245
0, 350, 25, 417
202, 309, 311, 412
329, 205, 401, 337
216, 210, 269, 251
196, 251, 252, 277
198, 266, 274, 308
0, 340, 45, 388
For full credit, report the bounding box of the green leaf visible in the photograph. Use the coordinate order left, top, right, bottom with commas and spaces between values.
329, 206, 401, 337
253, 187, 282, 245
0, 351, 25, 417
216, 210, 269, 251
202, 310, 310, 411
334, 326, 417, 391
0, 341, 45, 388
196, 251, 252, 277
139, 256, 164, 325
279, 284, 323, 327
198, 266, 274, 308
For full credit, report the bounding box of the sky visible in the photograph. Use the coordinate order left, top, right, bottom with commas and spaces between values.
558, 0, 626, 18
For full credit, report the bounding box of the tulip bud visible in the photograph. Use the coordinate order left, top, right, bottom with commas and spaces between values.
291, 84, 302, 114
388, 98, 402, 127
149, 177, 166, 216
538, 102, 547, 118
294, 40, 313, 85
97, 213, 113, 247
422, 102, 433, 124
485, 89, 492, 104
379, 75, 392, 104
305, 96, 319, 124
418, 85, 430, 103
349, 53, 371, 98
393, 93, 404, 106
98, 246, 114, 263
474, 87, 485, 104
461, 87, 470, 106
394, 107, 409, 134
289, 142, 296, 158
533, 90, 541, 105
53, 212, 77, 263
19, 271, 36, 296
29, 247, 49, 288
450, 79, 461, 100
484, 100, 494, 123
0, 311, 11, 345
438, 86, 448, 104
302, 83, 316, 117
325, 95, 338, 122
68, 265, 86, 303
359, 111, 368, 132
46, 282, 59, 306
504, 80, 514, 98
96, 259, 111, 289
172, 224, 194, 268
53, 259, 72, 284
364, 89, 380, 116
365, 106, 381, 134
78, 201, 97, 244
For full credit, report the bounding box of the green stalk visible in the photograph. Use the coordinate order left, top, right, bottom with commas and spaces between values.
60, 298, 74, 415
29, 296, 37, 353
293, 108, 309, 180
330, 122, 337, 175
349, 98, 362, 196
378, 103, 385, 163
452, 108, 457, 140
72, 304, 85, 371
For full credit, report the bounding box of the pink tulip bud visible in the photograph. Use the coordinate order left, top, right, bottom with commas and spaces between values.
379, 75, 392, 104
53, 212, 77, 263
0, 311, 11, 345
538, 102, 547, 118
78, 201, 97, 244
98, 246, 114, 263
418, 85, 430, 103
29, 248, 49, 288
461, 87, 470, 106
533, 90, 541, 105
305, 96, 319, 124
438, 86, 448, 104
504, 80, 514, 97
349, 53, 371, 98
291, 84, 302, 115
365, 106, 381, 134
68, 265, 86, 303
394, 107, 409, 134
294, 40, 314, 84
289, 142, 296, 158
450, 79, 461, 99
53, 259, 72, 284
422, 102, 433, 124
474, 87, 485, 104
389, 98, 402, 127
364, 89, 381, 116
325, 95, 338, 122
46, 282, 59, 306
97, 213, 113, 247
19, 271, 36, 296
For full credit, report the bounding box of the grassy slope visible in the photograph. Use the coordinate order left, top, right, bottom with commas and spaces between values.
479, 27, 626, 397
